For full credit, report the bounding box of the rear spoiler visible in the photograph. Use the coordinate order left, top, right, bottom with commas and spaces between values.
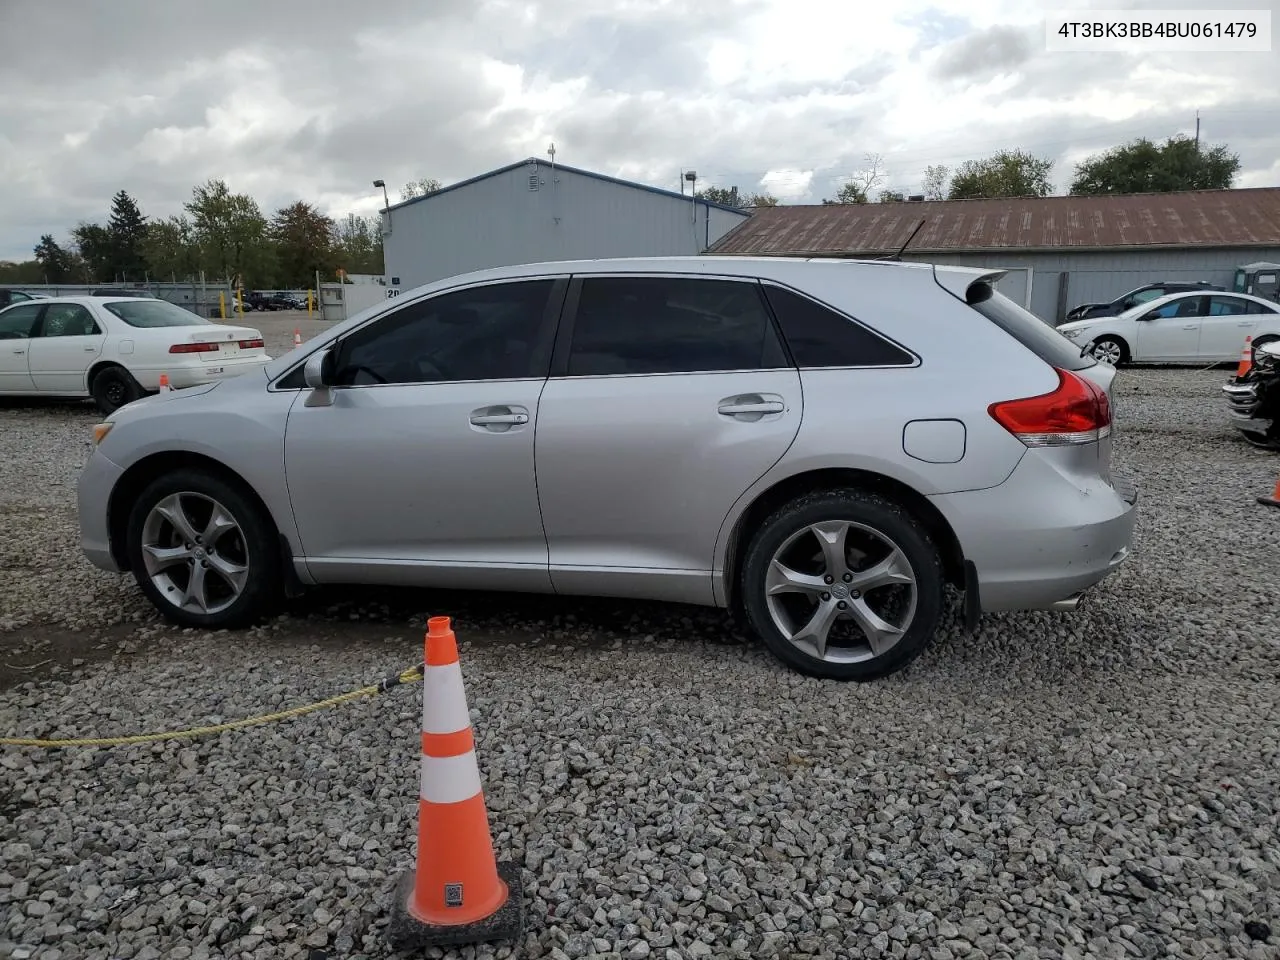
933, 267, 1007, 305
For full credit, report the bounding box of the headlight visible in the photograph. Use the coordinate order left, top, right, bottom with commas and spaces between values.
1060, 328, 1084, 340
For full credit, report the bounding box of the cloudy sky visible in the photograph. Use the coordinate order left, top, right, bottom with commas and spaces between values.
1, 0, 1277, 262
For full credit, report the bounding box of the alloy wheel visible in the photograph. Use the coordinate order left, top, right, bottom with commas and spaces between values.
1090, 339, 1123, 365
140, 492, 250, 615
763, 520, 918, 664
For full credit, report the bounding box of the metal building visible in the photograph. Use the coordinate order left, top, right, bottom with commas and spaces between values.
381, 157, 751, 290
708, 188, 1280, 323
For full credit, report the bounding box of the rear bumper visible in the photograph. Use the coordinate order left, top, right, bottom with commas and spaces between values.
931, 460, 1137, 613
77, 448, 125, 573
133, 358, 272, 391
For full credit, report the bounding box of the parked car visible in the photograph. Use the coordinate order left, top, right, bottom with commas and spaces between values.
1221, 338, 1280, 450
0, 296, 270, 414
1056, 290, 1280, 366
0, 288, 44, 309
1064, 280, 1223, 322
76, 257, 1137, 681
268, 293, 306, 310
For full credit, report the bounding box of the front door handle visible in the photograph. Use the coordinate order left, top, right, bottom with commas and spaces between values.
469, 405, 530, 430
718, 393, 786, 420
1182, 324, 1197, 330
84, 345, 97, 351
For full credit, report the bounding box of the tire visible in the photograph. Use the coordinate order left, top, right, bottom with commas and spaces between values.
125, 468, 281, 629
1089, 335, 1129, 366
740, 488, 945, 681
90, 365, 143, 415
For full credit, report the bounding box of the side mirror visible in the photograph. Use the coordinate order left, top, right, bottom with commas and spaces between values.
303, 348, 333, 388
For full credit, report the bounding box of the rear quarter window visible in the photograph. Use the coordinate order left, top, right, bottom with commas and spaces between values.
966, 282, 1096, 372
761, 283, 914, 367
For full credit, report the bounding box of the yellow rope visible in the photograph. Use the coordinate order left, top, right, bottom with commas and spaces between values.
0, 665, 423, 749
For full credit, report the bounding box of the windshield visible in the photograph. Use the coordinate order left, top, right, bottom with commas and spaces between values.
1117, 295, 1176, 320
103, 299, 207, 328
967, 284, 1096, 372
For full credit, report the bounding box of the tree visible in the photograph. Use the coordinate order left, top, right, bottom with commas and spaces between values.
71, 222, 113, 282
33, 235, 75, 283
332, 213, 384, 276
743, 193, 779, 207
695, 186, 780, 207
184, 179, 274, 288
107, 189, 148, 281
823, 154, 886, 205
1069, 134, 1240, 195
401, 177, 442, 201
948, 149, 1053, 200
878, 189, 906, 202
0, 259, 44, 283
922, 164, 949, 201
272, 201, 338, 288
142, 216, 200, 281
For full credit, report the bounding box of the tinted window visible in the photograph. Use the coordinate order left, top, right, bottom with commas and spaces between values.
104, 300, 205, 327
1207, 296, 1249, 316
567, 277, 785, 376
967, 284, 1094, 372
38, 303, 100, 336
0, 303, 42, 339
334, 279, 554, 386
1123, 288, 1165, 308
762, 284, 912, 367
1247, 299, 1278, 314
1146, 297, 1202, 320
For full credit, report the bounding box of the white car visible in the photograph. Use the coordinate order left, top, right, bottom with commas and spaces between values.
0, 296, 271, 414
1056, 290, 1280, 366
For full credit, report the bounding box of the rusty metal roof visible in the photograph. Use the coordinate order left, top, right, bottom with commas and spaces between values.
708, 188, 1280, 256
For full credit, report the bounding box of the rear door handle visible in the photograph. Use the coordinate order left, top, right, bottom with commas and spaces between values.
718, 393, 786, 419
469, 405, 530, 429
1182, 324, 1197, 330
84, 345, 97, 351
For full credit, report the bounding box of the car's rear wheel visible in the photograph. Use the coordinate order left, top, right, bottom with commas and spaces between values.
740, 489, 945, 680
1089, 335, 1128, 366
125, 469, 280, 629
90, 365, 143, 415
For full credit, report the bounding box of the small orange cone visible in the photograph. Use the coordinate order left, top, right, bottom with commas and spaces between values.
158, 373, 170, 393
387, 617, 522, 949
293, 327, 302, 346
1236, 336, 1253, 379
1259, 473, 1280, 509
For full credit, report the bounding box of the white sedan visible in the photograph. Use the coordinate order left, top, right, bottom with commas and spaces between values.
1056, 290, 1280, 366
0, 296, 272, 414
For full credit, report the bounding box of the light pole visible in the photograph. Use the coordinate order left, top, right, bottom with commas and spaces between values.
373, 179, 390, 211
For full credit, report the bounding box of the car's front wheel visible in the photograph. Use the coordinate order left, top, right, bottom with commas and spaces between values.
740, 489, 945, 680
125, 469, 281, 629
1089, 335, 1129, 366
90, 365, 143, 415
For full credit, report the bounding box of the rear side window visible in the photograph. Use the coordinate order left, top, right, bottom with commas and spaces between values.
567, 276, 787, 376
967, 283, 1095, 372
1247, 299, 1278, 314
103, 300, 204, 327
761, 284, 914, 367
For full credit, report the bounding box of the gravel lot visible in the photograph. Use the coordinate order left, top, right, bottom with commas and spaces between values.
2, 347, 1279, 960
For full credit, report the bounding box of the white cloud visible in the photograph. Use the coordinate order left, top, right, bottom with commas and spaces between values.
0, 0, 1277, 260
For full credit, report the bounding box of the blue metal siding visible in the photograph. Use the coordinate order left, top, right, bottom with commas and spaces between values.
384, 165, 750, 289
903, 247, 1280, 323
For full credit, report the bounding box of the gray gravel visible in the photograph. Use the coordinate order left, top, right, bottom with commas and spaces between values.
2, 365, 1279, 960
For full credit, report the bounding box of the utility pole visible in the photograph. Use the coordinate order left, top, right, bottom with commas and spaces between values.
1195, 110, 1200, 150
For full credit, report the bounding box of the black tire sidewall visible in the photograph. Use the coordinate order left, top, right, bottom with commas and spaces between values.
125, 468, 280, 629
741, 489, 945, 681
91, 367, 141, 415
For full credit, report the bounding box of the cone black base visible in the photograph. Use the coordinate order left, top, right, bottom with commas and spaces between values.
1259, 496, 1280, 509
386, 860, 523, 949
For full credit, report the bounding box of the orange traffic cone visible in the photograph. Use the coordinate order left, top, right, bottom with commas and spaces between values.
387, 616, 522, 949
1236, 336, 1253, 379
293, 327, 302, 346
158, 373, 170, 393
1259, 473, 1280, 509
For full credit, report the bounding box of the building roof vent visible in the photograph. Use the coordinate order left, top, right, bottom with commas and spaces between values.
908, 194, 925, 201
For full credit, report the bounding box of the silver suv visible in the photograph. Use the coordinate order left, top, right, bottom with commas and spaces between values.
77, 257, 1137, 680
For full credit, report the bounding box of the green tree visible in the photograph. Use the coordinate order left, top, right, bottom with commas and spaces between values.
743, 193, 779, 207
696, 186, 780, 207
332, 213, 384, 276
142, 216, 200, 281
922, 164, 949, 200
400, 177, 442, 201
1069, 134, 1240, 195
272, 201, 338, 288
948, 149, 1054, 199
33, 235, 75, 283
0, 259, 44, 283
878, 189, 906, 202
824, 181, 869, 204
184, 179, 273, 287
107, 189, 148, 281
71, 222, 113, 281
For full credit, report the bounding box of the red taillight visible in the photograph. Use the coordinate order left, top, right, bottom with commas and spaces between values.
238, 338, 264, 349
168, 342, 221, 354
988, 368, 1112, 446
